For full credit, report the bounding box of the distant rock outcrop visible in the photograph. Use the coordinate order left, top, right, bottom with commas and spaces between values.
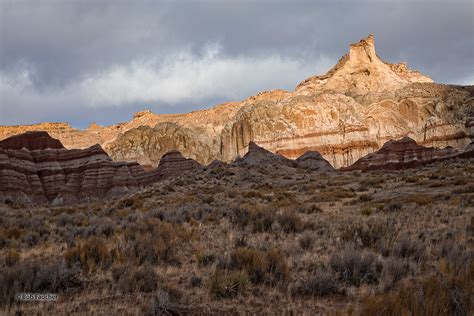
141, 150, 202, 183
341, 137, 474, 172
0, 132, 200, 205
105, 122, 212, 167
1, 35, 472, 168
232, 142, 294, 167
0, 131, 65, 150
295, 151, 335, 172
231, 141, 335, 172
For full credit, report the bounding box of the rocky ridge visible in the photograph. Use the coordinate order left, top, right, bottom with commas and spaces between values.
0, 132, 201, 204
341, 137, 474, 172
1, 35, 472, 168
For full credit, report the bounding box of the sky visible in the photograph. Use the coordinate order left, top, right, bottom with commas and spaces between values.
1, 0, 473, 128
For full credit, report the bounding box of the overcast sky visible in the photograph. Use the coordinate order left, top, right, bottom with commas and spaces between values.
1, 0, 473, 128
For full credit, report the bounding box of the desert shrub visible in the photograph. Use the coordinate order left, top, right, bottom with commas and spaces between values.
266, 248, 291, 283
244, 190, 264, 199
123, 219, 191, 265
360, 207, 373, 216
22, 231, 41, 246
113, 263, 159, 293
275, 191, 298, 207
329, 248, 382, 286
88, 217, 115, 237
143, 289, 182, 316
196, 251, 217, 267
128, 233, 168, 265
64, 236, 110, 272
381, 257, 410, 292
4, 227, 24, 240
311, 188, 356, 202
230, 247, 289, 285
5, 248, 20, 267
291, 270, 339, 297
439, 241, 472, 271
297, 204, 323, 214
403, 176, 420, 183
393, 236, 424, 262
406, 194, 433, 206
277, 209, 303, 233
201, 195, 215, 204
340, 218, 398, 253
56, 212, 73, 226
359, 194, 373, 202
0, 259, 82, 306
208, 269, 249, 299
0, 230, 8, 249
452, 184, 474, 194
190, 276, 202, 287
117, 196, 144, 210
234, 234, 247, 248
385, 199, 403, 212
359, 178, 385, 189
230, 206, 250, 227
250, 207, 275, 233
298, 232, 314, 250
361, 261, 473, 316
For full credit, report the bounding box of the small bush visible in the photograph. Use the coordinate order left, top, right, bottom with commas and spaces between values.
330, 248, 382, 286
298, 232, 314, 250
359, 194, 373, 202
277, 209, 303, 233
0, 259, 82, 306
291, 270, 339, 297
143, 290, 182, 316
230, 248, 289, 284
196, 251, 217, 267
231, 206, 250, 227
406, 194, 433, 206
56, 212, 73, 226
64, 236, 110, 272
393, 236, 424, 262
385, 199, 403, 212
340, 219, 396, 252
361, 261, 473, 316
250, 207, 275, 233
312, 188, 356, 202
381, 257, 410, 292
208, 269, 248, 299
297, 204, 323, 214
113, 263, 160, 293
360, 207, 373, 216
5, 248, 20, 267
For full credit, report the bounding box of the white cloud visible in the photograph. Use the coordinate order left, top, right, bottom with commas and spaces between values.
1, 45, 333, 112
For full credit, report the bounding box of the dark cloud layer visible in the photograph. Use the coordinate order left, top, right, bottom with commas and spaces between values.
1, 0, 473, 128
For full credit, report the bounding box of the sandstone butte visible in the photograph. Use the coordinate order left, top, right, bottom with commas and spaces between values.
0, 131, 201, 204
1, 34, 472, 168
340, 136, 474, 172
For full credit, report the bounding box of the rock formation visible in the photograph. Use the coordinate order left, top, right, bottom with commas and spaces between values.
341, 137, 474, 172
1, 35, 472, 168
143, 150, 203, 182
295, 151, 335, 172
104, 122, 213, 166
232, 141, 335, 173
0, 132, 201, 205
0, 131, 64, 150
232, 141, 294, 167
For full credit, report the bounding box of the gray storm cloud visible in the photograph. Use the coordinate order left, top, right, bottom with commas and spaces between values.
0, 0, 473, 127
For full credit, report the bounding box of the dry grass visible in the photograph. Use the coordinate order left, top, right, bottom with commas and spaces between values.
0, 158, 472, 314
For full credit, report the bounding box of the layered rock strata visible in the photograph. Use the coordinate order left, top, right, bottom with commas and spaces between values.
340, 137, 474, 172
2, 35, 472, 168
0, 132, 201, 204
